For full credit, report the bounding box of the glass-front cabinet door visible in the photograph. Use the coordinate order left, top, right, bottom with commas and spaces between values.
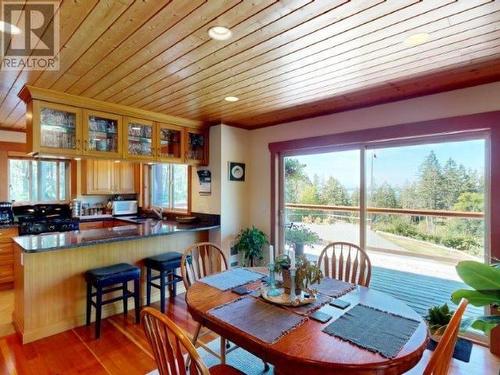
185, 129, 207, 165
32, 101, 82, 155
156, 123, 184, 163
123, 117, 154, 161
83, 110, 122, 158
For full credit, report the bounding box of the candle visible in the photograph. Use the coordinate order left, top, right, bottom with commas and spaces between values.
269, 245, 274, 262
289, 248, 296, 269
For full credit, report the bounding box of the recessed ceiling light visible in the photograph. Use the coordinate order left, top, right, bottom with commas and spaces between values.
208, 26, 232, 41
224, 96, 239, 102
403, 32, 430, 47
114, 160, 121, 163
0, 21, 21, 35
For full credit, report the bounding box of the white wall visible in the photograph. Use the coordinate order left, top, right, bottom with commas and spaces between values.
247, 81, 500, 237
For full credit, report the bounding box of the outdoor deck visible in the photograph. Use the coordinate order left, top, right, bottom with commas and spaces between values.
370, 266, 483, 319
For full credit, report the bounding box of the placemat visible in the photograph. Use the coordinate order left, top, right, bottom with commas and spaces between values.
208, 297, 307, 344
199, 268, 265, 291
311, 277, 356, 298
427, 337, 472, 362
323, 304, 420, 358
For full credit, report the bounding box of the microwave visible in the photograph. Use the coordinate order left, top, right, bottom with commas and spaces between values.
112, 200, 138, 216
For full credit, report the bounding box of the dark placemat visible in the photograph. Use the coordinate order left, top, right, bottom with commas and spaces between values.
283, 293, 332, 316
208, 297, 307, 344
427, 337, 472, 363
311, 277, 356, 298
323, 304, 420, 358
199, 268, 265, 291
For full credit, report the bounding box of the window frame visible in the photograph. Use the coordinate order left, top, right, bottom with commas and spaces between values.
149, 163, 191, 214
8, 157, 70, 204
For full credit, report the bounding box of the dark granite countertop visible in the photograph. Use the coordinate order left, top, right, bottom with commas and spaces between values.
0, 223, 18, 230
13, 221, 219, 253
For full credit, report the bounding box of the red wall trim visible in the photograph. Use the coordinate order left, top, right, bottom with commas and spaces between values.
269, 110, 500, 262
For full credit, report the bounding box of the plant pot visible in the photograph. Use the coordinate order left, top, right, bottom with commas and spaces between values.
282, 268, 301, 296
490, 324, 500, 356
294, 243, 304, 257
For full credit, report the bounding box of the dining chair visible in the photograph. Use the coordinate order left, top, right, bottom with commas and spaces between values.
423, 298, 468, 375
181, 242, 231, 363
141, 307, 243, 375
317, 242, 372, 286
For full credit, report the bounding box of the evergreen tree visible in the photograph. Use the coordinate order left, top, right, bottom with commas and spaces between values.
320, 176, 350, 205
370, 182, 399, 208
417, 151, 445, 209
285, 158, 310, 203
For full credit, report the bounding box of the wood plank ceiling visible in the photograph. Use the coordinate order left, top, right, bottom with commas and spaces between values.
1, 0, 500, 130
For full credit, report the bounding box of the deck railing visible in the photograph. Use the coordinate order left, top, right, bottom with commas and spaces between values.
285, 203, 484, 219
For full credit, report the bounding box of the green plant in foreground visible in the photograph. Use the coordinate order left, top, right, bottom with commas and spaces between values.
451, 260, 500, 335
426, 304, 454, 336
234, 226, 268, 267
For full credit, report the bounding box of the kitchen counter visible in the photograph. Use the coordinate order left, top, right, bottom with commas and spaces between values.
0, 223, 18, 229
13, 220, 219, 253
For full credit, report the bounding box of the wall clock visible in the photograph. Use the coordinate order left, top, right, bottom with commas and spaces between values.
229, 162, 245, 181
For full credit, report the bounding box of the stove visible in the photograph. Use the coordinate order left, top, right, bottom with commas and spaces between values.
14, 204, 80, 235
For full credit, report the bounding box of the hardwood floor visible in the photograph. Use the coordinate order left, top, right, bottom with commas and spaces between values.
0, 293, 498, 374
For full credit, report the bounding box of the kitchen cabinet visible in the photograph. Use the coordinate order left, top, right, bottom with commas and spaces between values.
0, 227, 17, 289
185, 128, 208, 165
123, 117, 155, 161
82, 159, 136, 195
157, 122, 184, 163
29, 101, 83, 156
83, 110, 123, 158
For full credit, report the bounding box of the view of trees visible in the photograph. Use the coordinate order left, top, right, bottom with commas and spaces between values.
285, 151, 484, 255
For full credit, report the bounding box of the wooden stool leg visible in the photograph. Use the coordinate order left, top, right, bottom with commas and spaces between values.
146, 266, 151, 306
122, 281, 128, 316
160, 270, 166, 313
134, 278, 140, 323
168, 270, 174, 298
86, 282, 92, 326
95, 286, 102, 339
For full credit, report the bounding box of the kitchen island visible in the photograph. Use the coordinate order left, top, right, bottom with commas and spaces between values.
12, 219, 219, 343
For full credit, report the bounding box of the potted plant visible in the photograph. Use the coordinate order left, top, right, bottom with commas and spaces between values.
451, 260, 500, 355
285, 224, 320, 256
426, 303, 454, 342
234, 226, 268, 267
274, 254, 323, 295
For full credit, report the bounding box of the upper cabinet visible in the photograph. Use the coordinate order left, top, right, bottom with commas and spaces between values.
83, 110, 122, 158
156, 123, 184, 163
123, 117, 155, 161
20, 86, 209, 165
30, 101, 83, 156
185, 129, 208, 165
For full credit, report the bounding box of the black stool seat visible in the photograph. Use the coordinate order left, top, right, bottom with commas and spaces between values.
144, 252, 182, 270
85, 262, 141, 339
86, 263, 140, 286
145, 252, 184, 313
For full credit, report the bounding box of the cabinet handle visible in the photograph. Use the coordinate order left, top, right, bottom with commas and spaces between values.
76, 139, 81, 151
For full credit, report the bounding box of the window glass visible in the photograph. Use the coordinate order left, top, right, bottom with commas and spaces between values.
8, 159, 68, 203
151, 163, 189, 211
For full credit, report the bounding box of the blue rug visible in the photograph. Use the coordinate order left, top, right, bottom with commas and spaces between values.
426, 337, 472, 362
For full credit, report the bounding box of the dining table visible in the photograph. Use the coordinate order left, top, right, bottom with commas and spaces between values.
185, 267, 429, 375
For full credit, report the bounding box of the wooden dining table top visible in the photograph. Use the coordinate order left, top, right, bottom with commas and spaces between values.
185, 268, 429, 375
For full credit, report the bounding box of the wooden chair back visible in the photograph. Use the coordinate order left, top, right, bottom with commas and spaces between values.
317, 242, 372, 286
423, 299, 468, 375
141, 307, 210, 375
181, 242, 228, 289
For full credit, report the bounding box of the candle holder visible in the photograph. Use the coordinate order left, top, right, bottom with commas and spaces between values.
267, 262, 282, 297
289, 267, 298, 304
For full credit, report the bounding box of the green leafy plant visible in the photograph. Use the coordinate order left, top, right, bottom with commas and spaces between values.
451, 260, 500, 335
426, 303, 454, 337
285, 224, 320, 256
273, 254, 323, 293
234, 226, 268, 267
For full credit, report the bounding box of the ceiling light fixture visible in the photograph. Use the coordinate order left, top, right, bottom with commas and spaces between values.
224, 96, 239, 102
403, 32, 430, 47
208, 26, 232, 41
0, 21, 21, 35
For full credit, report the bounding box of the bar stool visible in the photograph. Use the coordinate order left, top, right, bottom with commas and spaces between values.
85, 263, 141, 339
144, 252, 184, 313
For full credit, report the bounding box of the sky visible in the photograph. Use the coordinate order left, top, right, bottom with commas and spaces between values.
289, 139, 485, 191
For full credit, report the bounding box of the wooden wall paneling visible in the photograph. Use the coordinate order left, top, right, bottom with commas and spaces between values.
65, 0, 206, 96
113, 0, 314, 106
0, 0, 96, 128
169, 0, 493, 119
0, 150, 8, 201
78, 0, 240, 100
